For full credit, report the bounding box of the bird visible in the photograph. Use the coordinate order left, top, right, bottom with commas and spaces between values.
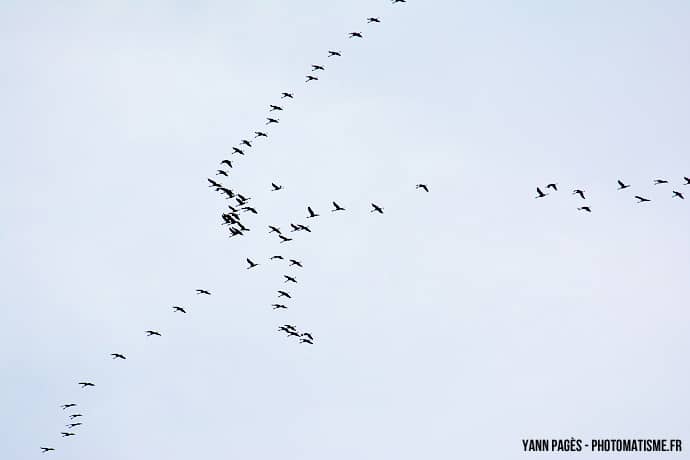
268, 225, 281, 234
254, 131, 268, 138
287, 330, 301, 337
68, 414, 83, 419
290, 223, 301, 232
577, 206, 592, 213
66, 423, 82, 428
279, 235, 293, 243
311, 64, 325, 71
535, 187, 548, 198
331, 201, 346, 211
232, 147, 245, 155
284, 275, 298, 283
220, 160, 233, 168
272, 304, 288, 310
282, 324, 297, 331
298, 224, 311, 232
349, 32, 363, 38
196, 289, 211, 295
392, 0, 407, 3
573, 189, 586, 199
305, 75, 318, 82
145, 330, 162, 337
277, 290, 292, 298
61, 433, 76, 438
654, 179, 669, 185
281, 92, 294, 99
110, 353, 126, 360
78, 382, 95, 388
289, 259, 303, 268
672, 191, 685, 199
207, 178, 222, 188
271, 255, 284, 260
278, 326, 293, 333
302, 333, 314, 341
266, 117, 279, 125
416, 184, 429, 192
546, 183, 558, 191
246, 258, 259, 269
684, 177, 690, 185
328, 50, 342, 57
40, 447, 55, 453
271, 182, 283, 191
370, 203, 384, 214
216, 170, 228, 177
307, 206, 319, 218
172, 306, 186, 313
61, 404, 76, 410
635, 195, 651, 203
242, 206, 258, 214
617, 180, 631, 190
240, 139, 252, 147
367, 17, 381, 23
300, 338, 314, 344
269, 105, 283, 111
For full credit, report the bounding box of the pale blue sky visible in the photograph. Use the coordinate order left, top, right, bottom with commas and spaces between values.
1, 1, 689, 458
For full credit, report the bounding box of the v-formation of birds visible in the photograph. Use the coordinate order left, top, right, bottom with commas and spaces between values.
38, 1, 421, 454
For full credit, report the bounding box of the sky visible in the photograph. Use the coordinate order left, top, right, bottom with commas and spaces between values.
1, 1, 689, 458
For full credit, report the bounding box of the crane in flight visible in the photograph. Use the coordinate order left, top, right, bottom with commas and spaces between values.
172, 306, 187, 313
371, 203, 384, 214
328, 50, 342, 57
196, 289, 212, 295
535, 187, 548, 198
110, 353, 126, 360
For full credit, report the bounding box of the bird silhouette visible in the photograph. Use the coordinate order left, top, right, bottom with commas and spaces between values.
266, 117, 279, 125
300, 338, 314, 344
635, 196, 651, 203
196, 289, 211, 295
349, 32, 363, 38
271, 255, 284, 260
370, 203, 384, 214
145, 330, 162, 337
654, 179, 669, 185
279, 235, 293, 243
312, 64, 325, 71
242, 206, 258, 214
216, 170, 228, 177
207, 178, 221, 188
617, 179, 630, 190
254, 131, 268, 138
277, 290, 292, 298
246, 258, 259, 269
110, 353, 126, 360
328, 50, 342, 57
40, 447, 55, 453
684, 176, 690, 185
281, 92, 294, 99
302, 332, 314, 341
66, 423, 82, 428
672, 191, 685, 199
269, 225, 281, 234
68, 414, 83, 419
535, 187, 548, 198
240, 139, 252, 147
220, 160, 233, 168
61, 433, 76, 437
307, 206, 319, 218
272, 304, 288, 310
367, 17, 381, 23
290, 223, 301, 232
284, 275, 298, 283
78, 382, 95, 388
298, 224, 311, 232
392, 0, 407, 3
61, 404, 76, 410
573, 189, 586, 199
289, 259, 303, 268
232, 147, 245, 155
172, 306, 186, 313
305, 75, 319, 82
269, 105, 283, 111
331, 201, 346, 211
577, 206, 592, 213
416, 184, 429, 192
271, 183, 283, 191
546, 183, 558, 191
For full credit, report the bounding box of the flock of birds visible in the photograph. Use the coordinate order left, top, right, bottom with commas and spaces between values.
38, 0, 419, 454
535, 177, 689, 212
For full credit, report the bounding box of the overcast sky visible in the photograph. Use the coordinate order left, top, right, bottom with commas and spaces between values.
1, 1, 689, 459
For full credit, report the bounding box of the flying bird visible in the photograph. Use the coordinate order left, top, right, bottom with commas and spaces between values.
208, 178, 221, 188
216, 170, 228, 177
246, 258, 259, 269
300, 338, 314, 344
172, 306, 186, 313
302, 333, 314, 341
573, 189, 586, 199
232, 147, 245, 155
242, 206, 258, 214
290, 223, 301, 232
78, 382, 95, 388
266, 117, 279, 125
196, 289, 211, 295
240, 139, 252, 147
279, 235, 293, 243
269, 105, 283, 111
271, 255, 284, 260
277, 290, 292, 298
66, 423, 82, 428
672, 191, 685, 199
289, 259, 303, 267
535, 187, 548, 198
220, 160, 233, 168
617, 180, 630, 190
654, 179, 669, 185
61, 404, 76, 410
312, 64, 325, 71
68, 414, 83, 419
305, 75, 319, 82
281, 92, 294, 99
40, 447, 55, 453
546, 183, 558, 191
298, 224, 311, 233
269, 225, 281, 234
271, 182, 283, 191
307, 206, 319, 218
332, 201, 345, 211
684, 176, 690, 185
367, 17, 381, 23
145, 330, 162, 337
284, 275, 298, 284
370, 203, 384, 214
110, 353, 126, 360
61, 433, 76, 438
392, 0, 407, 3
328, 50, 342, 57
577, 206, 592, 213
635, 196, 651, 203
416, 184, 429, 192
272, 304, 288, 310
349, 32, 363, 38
254, 131, 268, 138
